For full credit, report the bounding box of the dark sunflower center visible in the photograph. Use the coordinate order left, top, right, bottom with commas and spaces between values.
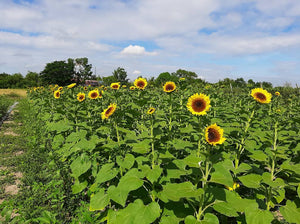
149, 109, 154, 113
166, 84, 174, 91
137, 81, 145, 87
192, 99, 206, 112
91, 92, 98, 98
55, 92, 60, 97
112, 85, 118, 89
105, 107, 113, 115
255, 92, 266, 101
79, 95, 84, 100
208, 128, 220, 142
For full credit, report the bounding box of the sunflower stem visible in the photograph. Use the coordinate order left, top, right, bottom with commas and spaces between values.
150, 117, 155, 169
270, 122, 278, 181
197, 116, 202, 157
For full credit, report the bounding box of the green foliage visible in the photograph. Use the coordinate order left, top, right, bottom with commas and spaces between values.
7, 81, 300, 223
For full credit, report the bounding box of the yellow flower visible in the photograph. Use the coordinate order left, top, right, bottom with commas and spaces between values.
67, 83, 76, 89
275, 91, 280, 96
58, 86, 63, 91
179, 77, 185, 81
226, 182, 240, 191
54, 90, 60, 99
88, 89, 99, 99
134, 78, 147, 90
130, 86, 135, 90
187, 93, 211, 115
101, 103, 117, 119
163, 81, 176, 93
111, 82, 120, 90
205, 123, 226, 146
77, 92, 85, 102
251, 88, 272, 104
122, 85, 127, 88
147, 107, 155, 115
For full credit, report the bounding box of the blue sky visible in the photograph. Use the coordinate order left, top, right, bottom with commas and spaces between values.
1, 0, 300, 86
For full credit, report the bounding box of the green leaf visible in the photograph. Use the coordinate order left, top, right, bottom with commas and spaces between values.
159, 182, 204, 202
280, 200, 300, 224
70, 154, 91, 178
72, 179, 87, 194
245, 206, 274, 224
146, 165, 162, 184
65, 129, 87, 143
262, 172, 285, 188
170, 139, 194, 150
89, 189, 110, 211
95, 163, 118, 184
47, 120, 72, 133
108, 169, 144, 207
183, 155, 202, 168
130, 139, 151, 154
116, 153, 135, 170
210, 163, 233, 187
234, 162, 252, 174
298, 184, 300, 198
111, 199, 161, 224
238, 174, 262, 189
249, 150, 268, 162
213, 201, 239, 217
200, 213, 219, 224
185, 215, 201, 224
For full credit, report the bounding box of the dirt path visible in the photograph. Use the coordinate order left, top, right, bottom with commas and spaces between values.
0, 102, 24, 220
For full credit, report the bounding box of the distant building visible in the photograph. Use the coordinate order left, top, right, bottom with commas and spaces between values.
84, 80, 100, 87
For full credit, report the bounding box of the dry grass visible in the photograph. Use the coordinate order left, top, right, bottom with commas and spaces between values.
0, 89, 27, 97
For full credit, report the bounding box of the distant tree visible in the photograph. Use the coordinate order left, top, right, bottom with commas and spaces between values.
7, 73, 24, 88
102, 75, 118, 86
40, 60, 74, 86
262, 81, 273, 89
234, 78, 246, 88
172, 69, 198, 79
71, 57, 93, 84
155, 72, 178, 86
24, 71, 39, 87
112, 67, 129, 84
0, 73, 10, 88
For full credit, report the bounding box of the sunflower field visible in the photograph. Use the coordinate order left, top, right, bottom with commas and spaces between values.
21, 80, 300, 223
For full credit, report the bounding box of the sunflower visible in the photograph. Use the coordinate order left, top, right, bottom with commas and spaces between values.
179, 77, 185, 81
187, 93, 211, 115
130, 86, 135, 90
205, 123, 226, 146
122, 85, 127, 88
77, 92, 85, 102
58, 86, 63, 91
163, 81, 176, 93
251, 88, 272, 104
101, 103, 117, 120
83, 86, 88, 91
110, 82, 120, 90
134, 78, 147, 90
275, 91, 280, 96
147, 107, 155, 115
67, 83, 76, 89
54, 90, 60, 99
88, 89, 99, 99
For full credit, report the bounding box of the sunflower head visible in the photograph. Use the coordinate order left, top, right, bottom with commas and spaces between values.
77, 92, 85, 102
251, 88, 272, 104
88, 89, 99, 99
187, 93, 211, 115
147, 107, 155, 115
101, 103, 117, 120
130, 86, 135, 90
58, 86, 63, 91
226, 182, 240, 191
111, 82, 120, 90
275, 91, 280, 96
205, 123, 226, 146
67, 83, 76, 89
54, 90, 60, 99
163, 81, 176, 93
134, 78, 147, 90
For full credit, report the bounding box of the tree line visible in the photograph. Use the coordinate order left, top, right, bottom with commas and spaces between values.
0, 57, 273, 88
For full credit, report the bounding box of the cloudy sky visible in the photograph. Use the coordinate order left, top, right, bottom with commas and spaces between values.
1, 0, 300, 86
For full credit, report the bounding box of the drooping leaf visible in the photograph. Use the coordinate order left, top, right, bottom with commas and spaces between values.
89, 189, 110, 211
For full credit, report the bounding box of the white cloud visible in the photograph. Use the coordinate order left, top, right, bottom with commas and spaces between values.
133, 70, 141, 75
121, 45, 157, 56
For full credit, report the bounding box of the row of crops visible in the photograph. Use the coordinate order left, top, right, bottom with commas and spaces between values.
27, 80, 300, 223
